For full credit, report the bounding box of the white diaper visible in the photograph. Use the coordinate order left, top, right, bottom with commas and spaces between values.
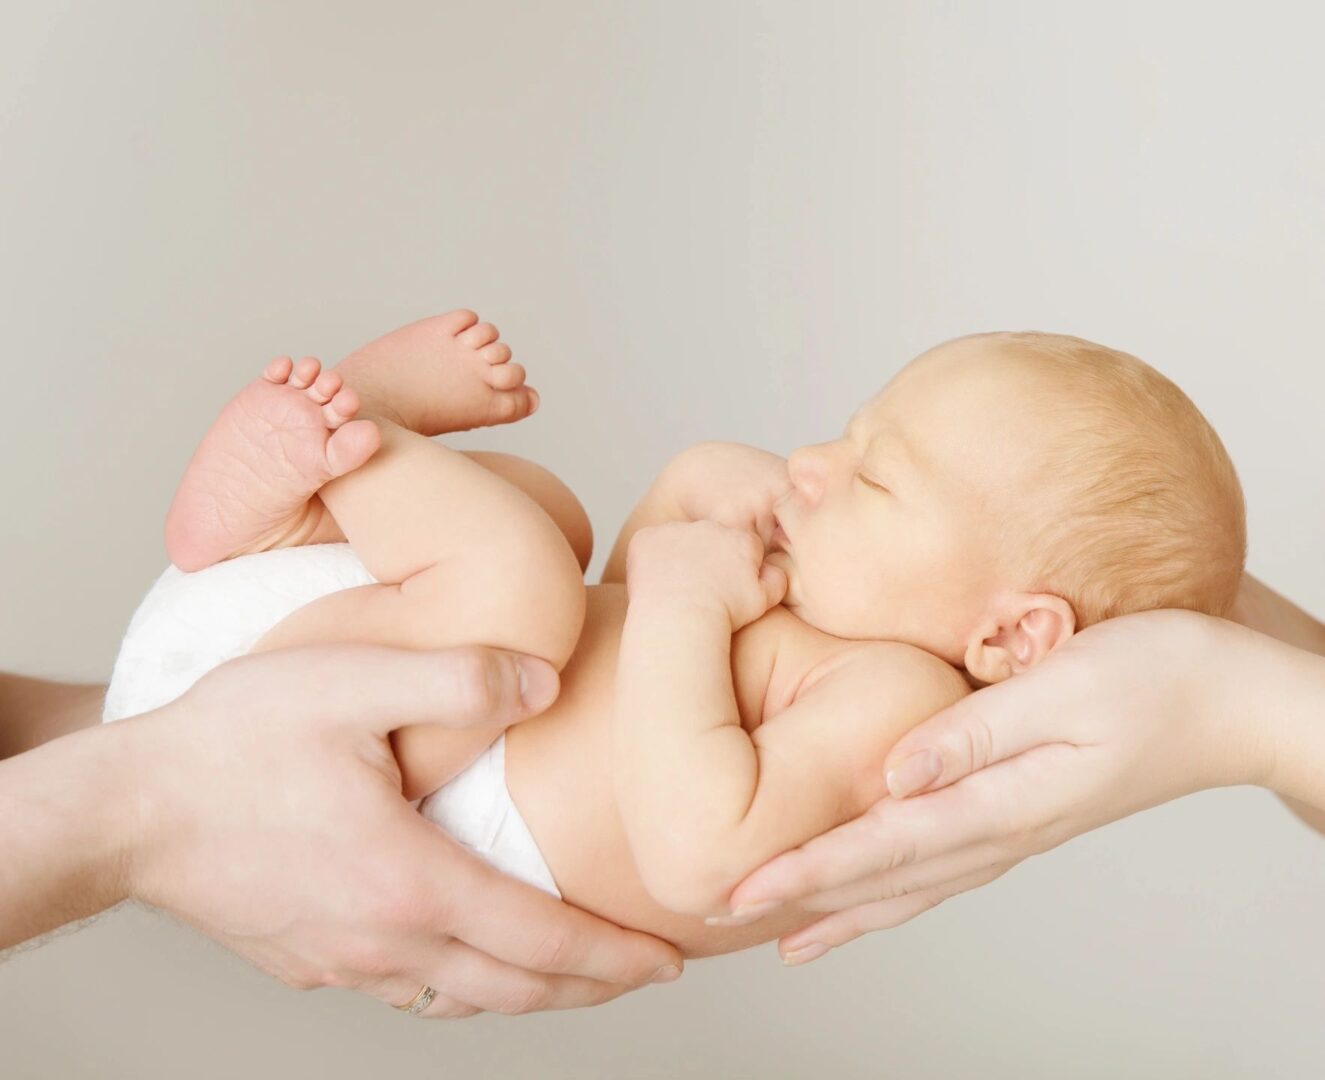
417, 734, 559, 896
103, 544, 560, 898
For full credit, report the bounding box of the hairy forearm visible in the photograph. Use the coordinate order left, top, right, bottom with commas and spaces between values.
0, 674, 105, 760
612, 600, 758, 912
0, 718, 140, 950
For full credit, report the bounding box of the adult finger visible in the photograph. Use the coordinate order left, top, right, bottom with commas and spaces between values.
210, 644, 561, 735
368, 976, 481, 1020
724, 780, 998, 914
387, 938, 634, 1017
880, 678, 1075, 799
776, 865, 1007, 962
401, 814, 684, 987
796, 843, 1011, 914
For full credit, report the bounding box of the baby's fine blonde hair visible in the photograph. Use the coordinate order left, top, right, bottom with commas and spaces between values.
967, 331, 1246, 626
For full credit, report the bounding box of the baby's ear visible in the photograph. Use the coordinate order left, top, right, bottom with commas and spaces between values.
963, 594, 1076, 684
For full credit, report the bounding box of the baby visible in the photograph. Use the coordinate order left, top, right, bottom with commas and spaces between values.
140, 310, 1245, 959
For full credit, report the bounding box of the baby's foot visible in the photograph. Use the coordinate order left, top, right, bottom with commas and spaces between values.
334, 309, 539, 437
164, 356, 382, 572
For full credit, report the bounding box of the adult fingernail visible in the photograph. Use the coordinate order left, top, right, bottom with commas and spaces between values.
650, 964, 682, 984
782, 942, 829, 967
704, 900, 782, 927
886, 748, 942, 799
517, 658, 559, 711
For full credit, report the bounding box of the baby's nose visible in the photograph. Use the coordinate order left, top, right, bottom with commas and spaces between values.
787, 445, 828, 506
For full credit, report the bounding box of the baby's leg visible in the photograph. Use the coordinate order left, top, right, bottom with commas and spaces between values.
251, 419, 587, 798
252, 420, 586, 665
165, 309, 538, 572
244, 338, 585, 802
164, 358, 381, 571
264, 450, 595, 574
461, 451, 593, 573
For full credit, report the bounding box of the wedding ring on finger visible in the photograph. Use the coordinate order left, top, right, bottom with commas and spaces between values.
395, 983, 437, 1016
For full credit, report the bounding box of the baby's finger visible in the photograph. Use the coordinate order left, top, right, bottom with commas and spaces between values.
760, 563, 788, 609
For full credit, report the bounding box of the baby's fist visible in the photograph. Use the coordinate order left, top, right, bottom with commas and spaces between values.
625, 520, 788, 631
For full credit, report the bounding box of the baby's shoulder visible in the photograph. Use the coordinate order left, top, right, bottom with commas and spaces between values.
739, 606, 969, 726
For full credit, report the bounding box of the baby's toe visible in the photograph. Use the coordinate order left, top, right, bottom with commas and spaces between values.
264, 356, 294, 384
323, 387, 361, 429
479, 341, 513, 366
290, 356, 322, 389
485, 361, 527, 391
458, 321, 500, 349
307, 370, 343, 406
488, 385, 539, 425
325, 419, 381, 477
436, 308, 480, 335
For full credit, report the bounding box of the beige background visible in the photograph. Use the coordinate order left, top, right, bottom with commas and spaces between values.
3, 1, 1325, 1076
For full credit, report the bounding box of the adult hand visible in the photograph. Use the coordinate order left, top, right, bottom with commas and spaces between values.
725, 610, 1271, 962
121, 644, 683, 1016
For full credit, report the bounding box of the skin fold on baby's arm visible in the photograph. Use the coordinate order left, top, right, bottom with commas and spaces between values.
609, 450, 969, 917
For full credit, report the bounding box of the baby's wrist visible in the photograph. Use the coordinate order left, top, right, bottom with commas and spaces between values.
625, 582, 731, 625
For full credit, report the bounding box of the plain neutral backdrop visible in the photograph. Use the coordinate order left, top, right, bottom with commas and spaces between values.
3, 2, 1324, 1077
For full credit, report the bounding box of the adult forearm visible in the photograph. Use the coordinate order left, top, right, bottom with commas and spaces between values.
612, 600, 757, 911
1237, 630, 1325, 812
0, 674, 105, 760
0, 718, 140, 950
1225, 575, 1325, 831
1229, 574, 1325, 656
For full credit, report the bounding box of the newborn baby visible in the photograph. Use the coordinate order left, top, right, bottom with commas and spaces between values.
121, 311, 1245, 959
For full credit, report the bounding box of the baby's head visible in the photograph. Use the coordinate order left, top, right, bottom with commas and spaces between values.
767, 331, 1245, 683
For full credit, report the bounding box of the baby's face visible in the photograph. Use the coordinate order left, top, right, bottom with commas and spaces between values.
766, 339, 1047, 663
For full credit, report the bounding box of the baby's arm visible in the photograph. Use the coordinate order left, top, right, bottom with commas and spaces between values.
613, 524, 968, 917
601, 442, 789, 584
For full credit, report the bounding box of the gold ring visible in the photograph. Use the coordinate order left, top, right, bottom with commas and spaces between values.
395, 984, 436, 1015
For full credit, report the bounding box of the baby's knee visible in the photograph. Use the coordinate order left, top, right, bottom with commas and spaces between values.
462, 451, 594, 573
501, 524, 588, 672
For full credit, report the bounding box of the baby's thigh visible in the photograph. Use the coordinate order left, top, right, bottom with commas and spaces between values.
461, 451, 593, 572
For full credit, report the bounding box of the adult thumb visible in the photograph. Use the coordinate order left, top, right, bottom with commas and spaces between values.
880, 681, 1046, 799
223, 644, 561, 736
